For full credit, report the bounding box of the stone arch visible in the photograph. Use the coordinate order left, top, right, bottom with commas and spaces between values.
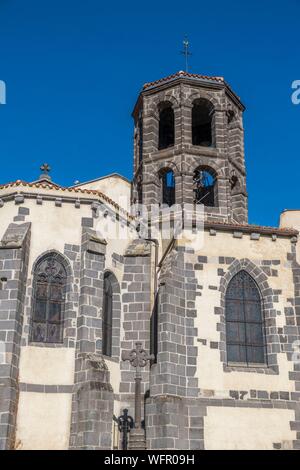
220, 259, 269, 298
182, 155, 223, 176
194, 163, 218, 178
193, 164, 218, 207
144, 93, 180, 153
156, 160, 180, 177
148, 93, 180, 119
218, 258, 279, 372
186, 91, 220, 110
31, 249, 72, 278
161, 93, 180, 109
102, 269, 121, 360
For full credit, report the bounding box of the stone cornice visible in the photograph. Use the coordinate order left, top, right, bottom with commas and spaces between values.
0, 190, 134, 224
204, 221, 298, 238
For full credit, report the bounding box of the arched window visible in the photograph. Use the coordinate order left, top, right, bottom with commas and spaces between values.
102, 272, 114, 357
158, 103, 174, 150
225, 270, 267, 365
160, 169, 175, 207
31, 254, 67, 343
192, 99, 214, 147
193, 167, 216, 207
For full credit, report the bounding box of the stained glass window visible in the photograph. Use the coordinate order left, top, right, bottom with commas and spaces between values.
225, 270, 267, 365
31, 255, 66, 343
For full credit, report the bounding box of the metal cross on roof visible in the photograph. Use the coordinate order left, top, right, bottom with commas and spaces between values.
40, 163, 51, 175
180, 36, 192, 72
39, 163, 52, 181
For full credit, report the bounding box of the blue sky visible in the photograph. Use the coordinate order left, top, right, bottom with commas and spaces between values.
0, 0, 299, 227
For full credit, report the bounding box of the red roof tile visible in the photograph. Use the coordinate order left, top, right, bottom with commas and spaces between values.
0, 180, 133, 218
205, 220, 298, 237
143, 71, 224, 90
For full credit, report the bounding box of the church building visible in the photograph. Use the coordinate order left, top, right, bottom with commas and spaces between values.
0, 70, 300, 450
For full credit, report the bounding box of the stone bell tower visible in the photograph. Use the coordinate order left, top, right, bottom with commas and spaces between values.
132, 70, 248, 224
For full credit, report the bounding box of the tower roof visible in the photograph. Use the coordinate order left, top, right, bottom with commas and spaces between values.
143, 70, 224, 90
133, 70, 245, 114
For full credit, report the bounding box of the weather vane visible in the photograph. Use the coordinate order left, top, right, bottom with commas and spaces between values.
180, 36, 192, 72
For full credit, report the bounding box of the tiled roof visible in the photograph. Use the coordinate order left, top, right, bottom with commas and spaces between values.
143, 71, 224, 90
205, 220, 298, 237
0, 180, 132, 218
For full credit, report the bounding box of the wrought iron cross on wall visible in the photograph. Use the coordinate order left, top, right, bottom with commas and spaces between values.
122, 342, 154, 430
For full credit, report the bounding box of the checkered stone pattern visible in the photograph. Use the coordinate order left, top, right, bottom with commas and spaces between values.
146, 243, 300, 450
13, 206, 30, 223
150, 245, 198, 398
69, 227, 114, 450
120, 240, 152, 413
146, 396, 206, 450
75, 227, 106, 355
227, 102, 248, 224
193, 249, 300, 450
146, 396, 189, 450
146, 245, 200, 449
69, 353, 114, 450
0, 223, 31, 450
146, 393, 300, 450
286, 240, 300, 449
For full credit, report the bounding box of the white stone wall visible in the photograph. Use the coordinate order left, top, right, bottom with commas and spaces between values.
204, 407, 295, 450
16, 392, 73, 450
192, 231, 295, 393
75, 174, 131, 211
0, 186, 131, 449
